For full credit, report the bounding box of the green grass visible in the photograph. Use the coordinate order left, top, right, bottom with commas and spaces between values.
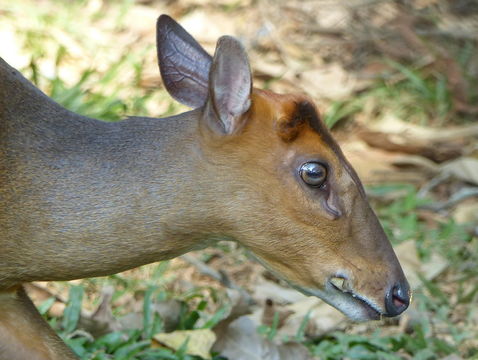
323, 58, 477, 129
24, 43, 478, 360
3, 1, 477, 358
52, 286, 226, 360
23, 46, 159, 122
24, 55, 478, 360
53, 123, 476, 354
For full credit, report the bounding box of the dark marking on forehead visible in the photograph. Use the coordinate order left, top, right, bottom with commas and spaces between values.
297, 101, 335, 149
296, 101, 367, 198
277, 108, 306, 142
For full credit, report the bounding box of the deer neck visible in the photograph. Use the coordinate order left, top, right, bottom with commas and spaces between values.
0, 58, 221, 285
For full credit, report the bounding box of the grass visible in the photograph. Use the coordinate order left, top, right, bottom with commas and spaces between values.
2, 0, 477, 359
323, 57, 477, 129
33, 57, 476, 356
23, 46, 161, 122
43, 190, 478, 359
53, 286, 218, 359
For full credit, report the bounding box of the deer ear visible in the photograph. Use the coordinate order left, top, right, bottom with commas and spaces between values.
156, 15, 212, 108
205, 36, 252, 135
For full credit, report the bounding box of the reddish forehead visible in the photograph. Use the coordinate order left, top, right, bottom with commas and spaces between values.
251, 89, 333, 146
250, 88, 366, 197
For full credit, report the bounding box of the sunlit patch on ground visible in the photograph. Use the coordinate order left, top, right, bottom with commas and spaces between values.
1, 0, 477, 358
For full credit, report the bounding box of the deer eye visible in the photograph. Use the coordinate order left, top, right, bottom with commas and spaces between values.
299, 162, 327, 187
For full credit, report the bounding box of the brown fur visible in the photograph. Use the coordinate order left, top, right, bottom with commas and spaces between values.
0, 287, 76, 360
202, 89, 403, 295
0, 44, 406, 357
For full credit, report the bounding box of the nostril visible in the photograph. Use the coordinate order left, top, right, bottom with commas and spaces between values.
392, 287, 408, 308
385, 282, 411, 317
393, 295, 406, 308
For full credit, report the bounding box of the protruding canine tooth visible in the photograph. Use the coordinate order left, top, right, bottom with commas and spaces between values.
342, 280, 353, 292
330, 277, 345, 290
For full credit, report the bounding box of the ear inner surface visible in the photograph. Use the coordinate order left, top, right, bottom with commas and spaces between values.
209, 36, 252, 134
156, 15, 213, 108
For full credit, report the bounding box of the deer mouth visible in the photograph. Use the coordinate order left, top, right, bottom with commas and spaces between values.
248, 253, 384, 321
326, 278, 382, 321
295, 277, 383, 321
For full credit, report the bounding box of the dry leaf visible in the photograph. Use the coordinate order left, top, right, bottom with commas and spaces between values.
442, 157, 478, 185
395, 240, 425, 290
253, 278, 307, 305
213, 316, 315, 360
440, 355, 464, 360
299, 63, 359, 100
118, 312, 143, 331
154, 299, 183, 332
90, 286, 119, 326
341, 141, 425, 185
279, 297, 346, 338
395, 240, 448, 290
452, 201, 478, 224
79, 286, 122, 337
153, 329, 216, 360
25, 282, 66, 318
213, 288, 253, 336
358, 129, 463, 163
421, 253, 449, 282
364, 114, 478, 143
261, 299, 294, 328
178, 10, 239, 49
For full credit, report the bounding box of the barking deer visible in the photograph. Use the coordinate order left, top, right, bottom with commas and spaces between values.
0, 15, 410, 359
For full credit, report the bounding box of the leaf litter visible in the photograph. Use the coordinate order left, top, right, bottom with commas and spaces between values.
4, 0, 477, 357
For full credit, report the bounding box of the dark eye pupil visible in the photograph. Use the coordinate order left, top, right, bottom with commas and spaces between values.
299, 162, 327, 186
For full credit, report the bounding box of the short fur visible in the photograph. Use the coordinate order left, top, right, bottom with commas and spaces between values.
0, 15, 409, 359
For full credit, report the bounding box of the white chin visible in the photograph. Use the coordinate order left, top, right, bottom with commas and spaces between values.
297, 284, 383, 321
248, 254, 383, 321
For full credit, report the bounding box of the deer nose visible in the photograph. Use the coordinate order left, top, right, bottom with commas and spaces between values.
384, 281, 410, 317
